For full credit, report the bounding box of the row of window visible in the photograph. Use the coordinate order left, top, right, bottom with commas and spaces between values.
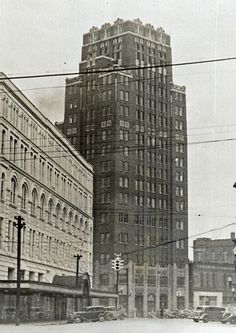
2, 97, 91, 191
101, 192, 186, 210
0, 219, 87, 268
99, 213, 184, 231
1, 129, 92, 205
2, 96, 44, 142
1, 175, 91, 238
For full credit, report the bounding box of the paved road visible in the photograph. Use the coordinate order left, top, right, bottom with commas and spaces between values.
1, 318, 236, 333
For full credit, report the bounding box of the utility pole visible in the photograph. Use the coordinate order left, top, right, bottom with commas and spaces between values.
74, 254, 83, 287
112, 254, 124, 309
13, 216, 25, 326
74, 254, 83, 311
126, 267, 129, 315
116, 270, 119, 309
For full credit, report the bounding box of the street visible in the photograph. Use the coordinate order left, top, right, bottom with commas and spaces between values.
1, 319, 236, 333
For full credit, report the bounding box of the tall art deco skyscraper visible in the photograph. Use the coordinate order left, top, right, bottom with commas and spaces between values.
57, 19, 188, 310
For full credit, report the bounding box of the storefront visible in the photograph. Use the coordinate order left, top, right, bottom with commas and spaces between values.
0, 274, 117, 322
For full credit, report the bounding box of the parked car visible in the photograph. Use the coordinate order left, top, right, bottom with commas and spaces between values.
105, 306, 126, 320
67, 306, 107, 323
178, 309, 193, 319
221, 311, 236, 324
192, 306, 226, 323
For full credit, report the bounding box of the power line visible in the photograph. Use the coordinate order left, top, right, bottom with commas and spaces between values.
2, 61, 234, 93
2, 134, 236, 163
1, 56, 236, 81
122, 222, 236, 256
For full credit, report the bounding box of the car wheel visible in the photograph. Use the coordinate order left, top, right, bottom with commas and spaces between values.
193, 319, 199, 322
105, 313, 113, 321
203, 317, 208, 323
119, 314, 125, 320
230, 318, 236, 325
75, 316, 82, 323
98, 315, 105, 322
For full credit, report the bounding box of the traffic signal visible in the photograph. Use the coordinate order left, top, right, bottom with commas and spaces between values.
111, 257, 124, 271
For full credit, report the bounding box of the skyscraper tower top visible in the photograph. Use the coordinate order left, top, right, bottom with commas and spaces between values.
83, 18, 170, 47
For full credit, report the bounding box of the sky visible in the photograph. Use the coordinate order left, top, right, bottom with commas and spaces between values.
1, 0, 236, 257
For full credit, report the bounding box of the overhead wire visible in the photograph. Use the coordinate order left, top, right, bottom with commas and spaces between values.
1, 56, 236, 80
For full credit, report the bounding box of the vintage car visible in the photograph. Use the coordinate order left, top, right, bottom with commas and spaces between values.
221, 311, 236, 324
192, 306, 226, 323
177, 309, 194, 319
67, 306, 107, 323
105, 306, 126, 320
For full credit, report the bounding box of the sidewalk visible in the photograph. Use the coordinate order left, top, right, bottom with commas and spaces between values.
0, 320, 68, 326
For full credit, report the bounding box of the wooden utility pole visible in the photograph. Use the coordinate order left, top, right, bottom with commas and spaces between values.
13, 216, 25, 326
74, 254, 83, 311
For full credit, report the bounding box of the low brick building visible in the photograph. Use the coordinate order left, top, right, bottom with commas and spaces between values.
190, 236, 236, 308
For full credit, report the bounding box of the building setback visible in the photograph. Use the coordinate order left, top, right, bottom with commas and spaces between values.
57, 18, 189, 313
0, 73, 94, 321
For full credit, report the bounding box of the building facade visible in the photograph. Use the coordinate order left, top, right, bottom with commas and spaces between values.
190, 236, 236, 308
0, 73, 94, 320
57, 18, 188, 312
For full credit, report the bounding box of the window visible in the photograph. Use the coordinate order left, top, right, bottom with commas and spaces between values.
1, 130, 6, 155
10, 177, 17, 204
0, 173, 5, 200
48, 199, 53, 224
177, 277, 185, 286
55, 204, 60, 228
8, 268, 15, 280
21, 184, 27, 209
160, 276, 168, 287
119, 212, 128, 223
119, 232, 128, 244
120, 192, 128, 204
119, 177, 128, 188
102, 131, 106, 141
40, 195, 45, 219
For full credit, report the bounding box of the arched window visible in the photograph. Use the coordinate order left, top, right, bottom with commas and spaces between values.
74, 215, 78, 227
55, 204, 60, 228
73, 215, 78, 236
40, 194, 45, 219
1, 130, 6, 155
62, 208, 67, 230
80, 217, 83, 230
68, 211, 73, 234
21, 183, 28, 209
0, 173, 5, 199
31, 189, 37, 215
147, 294, 156, 313
10, 177, 17, 204
48, 199, 53, 224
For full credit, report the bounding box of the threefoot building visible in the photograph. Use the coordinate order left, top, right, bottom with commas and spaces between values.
57, 18, 189, 314
0, 73, 95, 321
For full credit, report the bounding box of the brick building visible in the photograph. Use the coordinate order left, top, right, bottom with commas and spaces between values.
0, 73, 95, 321
190, 236, 236, 308
57, 18, 189, 313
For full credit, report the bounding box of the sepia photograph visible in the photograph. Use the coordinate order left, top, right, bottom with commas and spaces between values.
1, 0, 236, 332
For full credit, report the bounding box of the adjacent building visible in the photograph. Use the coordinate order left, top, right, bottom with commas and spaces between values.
0, 73, 95, 321
190, 236, 236, 308
57, 18, 189, 313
